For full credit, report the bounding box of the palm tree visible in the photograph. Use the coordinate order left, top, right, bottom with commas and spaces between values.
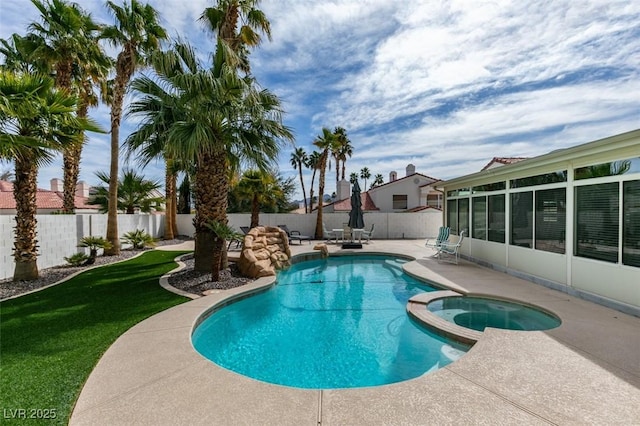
349, 172, 359, 185
360, 167, 371, 191
290, 147, 308, 213
177, 174, 191, 214
199, 0, 271, 74
371, 173, 384, 188
0, 33, 47, 74
101, 0, 167, 254
127, 44, 292, 274
306, 150, 321, 213
313, 127, 340, 238
125, 43, 199, 240
88, 169, 164, 214
332, 126, 352, 182
235, 169, 283, 227
0, 72, 101, 280
338, 141, 353, 181
25, 0, 110, 214
0, 169, 13, 181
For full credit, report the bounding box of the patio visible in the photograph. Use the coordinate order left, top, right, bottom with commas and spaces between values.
70, 240, 640, 425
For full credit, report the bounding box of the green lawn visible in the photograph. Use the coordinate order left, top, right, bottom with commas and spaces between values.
0, 250, 190, 425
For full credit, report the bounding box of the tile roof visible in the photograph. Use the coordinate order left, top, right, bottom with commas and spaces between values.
328, 192, 379, 212
0, 180, 98, 211
481, 157, 528, 171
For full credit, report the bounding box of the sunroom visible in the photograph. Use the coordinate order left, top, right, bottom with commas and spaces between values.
438, 129, 640, 316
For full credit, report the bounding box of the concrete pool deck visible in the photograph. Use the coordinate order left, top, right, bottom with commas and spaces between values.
71, 240, 640, 425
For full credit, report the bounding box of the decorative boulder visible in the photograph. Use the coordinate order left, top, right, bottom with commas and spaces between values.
238, 226, 292, 278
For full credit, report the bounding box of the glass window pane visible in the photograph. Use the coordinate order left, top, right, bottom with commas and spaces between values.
511, 192, 533, 248
392, 195, 407, 209
510, 171, 567, 188
623, 180, 640, 267
472, 182, 506, 193
575, 183, 618, 262
488, 194, 505, 243
574, 158, 639, 180
535, 188, 566, 254
458, 198, 469, 235
447, 199, 458, 234
472, 197, 486, 240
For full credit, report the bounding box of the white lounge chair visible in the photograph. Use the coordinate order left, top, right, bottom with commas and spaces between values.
426, 226, 450, 249
362, 224, 375, 243
436, 230, 466, 264
322, 223, 336, 242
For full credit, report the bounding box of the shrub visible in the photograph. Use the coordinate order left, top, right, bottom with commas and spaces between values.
122, 229, 156, 250
78, 236, 113, 258
64, 252, 90, 266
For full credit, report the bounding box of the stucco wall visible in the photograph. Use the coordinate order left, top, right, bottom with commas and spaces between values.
368, 174, 436, 211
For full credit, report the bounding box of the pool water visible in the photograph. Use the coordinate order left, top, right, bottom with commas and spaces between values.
427, 296, 561, 332
192, 255, 469, 389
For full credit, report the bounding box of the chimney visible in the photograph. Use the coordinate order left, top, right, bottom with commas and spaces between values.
389, 171, 397, 182
336, 179, 350, 201
406, 163, 415, 176
50, 178, 63, 192
75, 181, 90, 198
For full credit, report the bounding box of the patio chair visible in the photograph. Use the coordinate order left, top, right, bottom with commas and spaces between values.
322, 223, 337, 242
342, 223, 352, 242
362, 224, 375, 243
426, 226, 450, 249
278, 225, 312, 244
227, 226, 249, 251
436, 230, 466, 265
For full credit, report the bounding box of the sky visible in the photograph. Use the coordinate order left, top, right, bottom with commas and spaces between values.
1, 0, 639, 200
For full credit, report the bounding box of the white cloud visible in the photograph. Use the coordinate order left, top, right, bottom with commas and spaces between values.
1, 0, 639, 200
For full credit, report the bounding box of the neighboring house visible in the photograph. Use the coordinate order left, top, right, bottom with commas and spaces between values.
324, 164, 443, 213
439, 128, 640, 316
0, 178, 99, 215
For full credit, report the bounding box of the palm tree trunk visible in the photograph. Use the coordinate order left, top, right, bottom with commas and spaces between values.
171, 176, 178, 237
61, 65, 82, 214
315, 154, 327, 239
62, 142, 82, 213
309, 171, 316, 215
250, 193, 260, 228
193, 151, 228, 273
105, 52, 133, 255
164, 162, 175, 240
298, 166, 308, 214
13, 156, 39, 281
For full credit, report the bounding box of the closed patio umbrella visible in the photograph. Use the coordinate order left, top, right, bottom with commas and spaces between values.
348, 180, 365, 232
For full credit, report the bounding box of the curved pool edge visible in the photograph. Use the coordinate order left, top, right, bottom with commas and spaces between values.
70, 241, 640, 425
408, 291, 484, 345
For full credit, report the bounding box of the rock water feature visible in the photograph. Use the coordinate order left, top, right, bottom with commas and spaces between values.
238, 226, 292, 278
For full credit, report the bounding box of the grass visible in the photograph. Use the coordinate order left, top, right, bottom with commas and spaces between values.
0, 250, 190, 425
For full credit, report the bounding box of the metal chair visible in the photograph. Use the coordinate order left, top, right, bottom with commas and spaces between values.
426, 226, 451, 249
278, 225, 312, 244
436, 230, 466, 264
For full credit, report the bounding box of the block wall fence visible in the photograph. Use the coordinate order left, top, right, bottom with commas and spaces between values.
0, 211, 442, 280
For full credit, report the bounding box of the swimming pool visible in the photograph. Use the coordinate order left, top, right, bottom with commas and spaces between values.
427, 296, 561, 332
192, 255, 469, 389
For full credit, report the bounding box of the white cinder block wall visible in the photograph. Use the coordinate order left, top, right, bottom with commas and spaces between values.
176, 211, 443, 240
1, 212, 442, 280
0, 214, 165, 280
